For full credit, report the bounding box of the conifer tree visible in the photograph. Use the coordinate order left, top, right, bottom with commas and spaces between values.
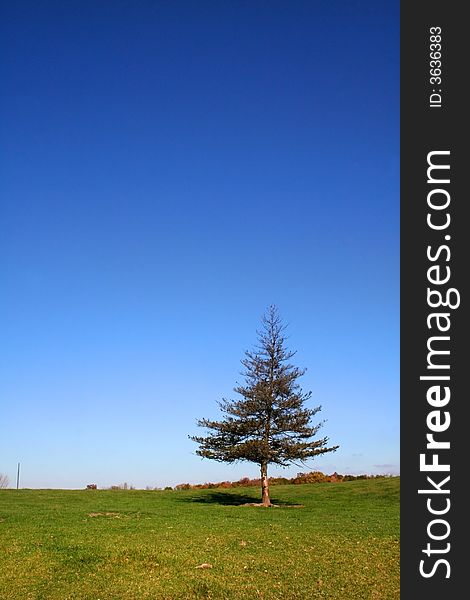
190, 306, 339, 506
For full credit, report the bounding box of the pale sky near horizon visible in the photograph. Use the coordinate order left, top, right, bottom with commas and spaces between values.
1, 0, 399, 489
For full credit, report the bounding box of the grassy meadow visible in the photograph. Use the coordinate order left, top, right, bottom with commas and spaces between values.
0, 478, 399, 600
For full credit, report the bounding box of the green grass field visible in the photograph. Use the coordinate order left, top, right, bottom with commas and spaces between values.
0, 478, 399, 600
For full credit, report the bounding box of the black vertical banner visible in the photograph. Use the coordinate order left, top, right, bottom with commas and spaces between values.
401, 2, 467, 598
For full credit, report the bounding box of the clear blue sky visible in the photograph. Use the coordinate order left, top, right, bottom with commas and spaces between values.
1, 1, 399, 489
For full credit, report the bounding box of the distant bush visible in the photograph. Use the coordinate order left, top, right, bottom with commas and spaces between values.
218, 481, 232, 489
175, 483, 191, 490
110, 482, 135, 490
292, 471, 330, 484
268, 477, 291, 486
234, 477, 253, 487
86, 484, 97, 490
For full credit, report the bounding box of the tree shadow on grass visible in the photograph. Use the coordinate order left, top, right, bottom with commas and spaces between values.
179, 491, 302, 507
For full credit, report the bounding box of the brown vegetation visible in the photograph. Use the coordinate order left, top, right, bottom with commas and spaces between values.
174, 471, 391, 490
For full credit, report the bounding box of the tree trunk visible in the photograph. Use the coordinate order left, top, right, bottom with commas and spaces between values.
260, 462, 271, 506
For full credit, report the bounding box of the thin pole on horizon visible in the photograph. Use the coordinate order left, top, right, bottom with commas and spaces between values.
16, 462, 20, 490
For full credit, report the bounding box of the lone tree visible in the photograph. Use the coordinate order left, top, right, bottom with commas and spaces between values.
190, 306, 339, 506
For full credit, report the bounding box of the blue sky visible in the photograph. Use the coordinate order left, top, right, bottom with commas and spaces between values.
0, 1, 399, 489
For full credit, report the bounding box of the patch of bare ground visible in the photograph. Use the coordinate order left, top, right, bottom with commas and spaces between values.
87, 512, 125, 518
240, 503, 304, 508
